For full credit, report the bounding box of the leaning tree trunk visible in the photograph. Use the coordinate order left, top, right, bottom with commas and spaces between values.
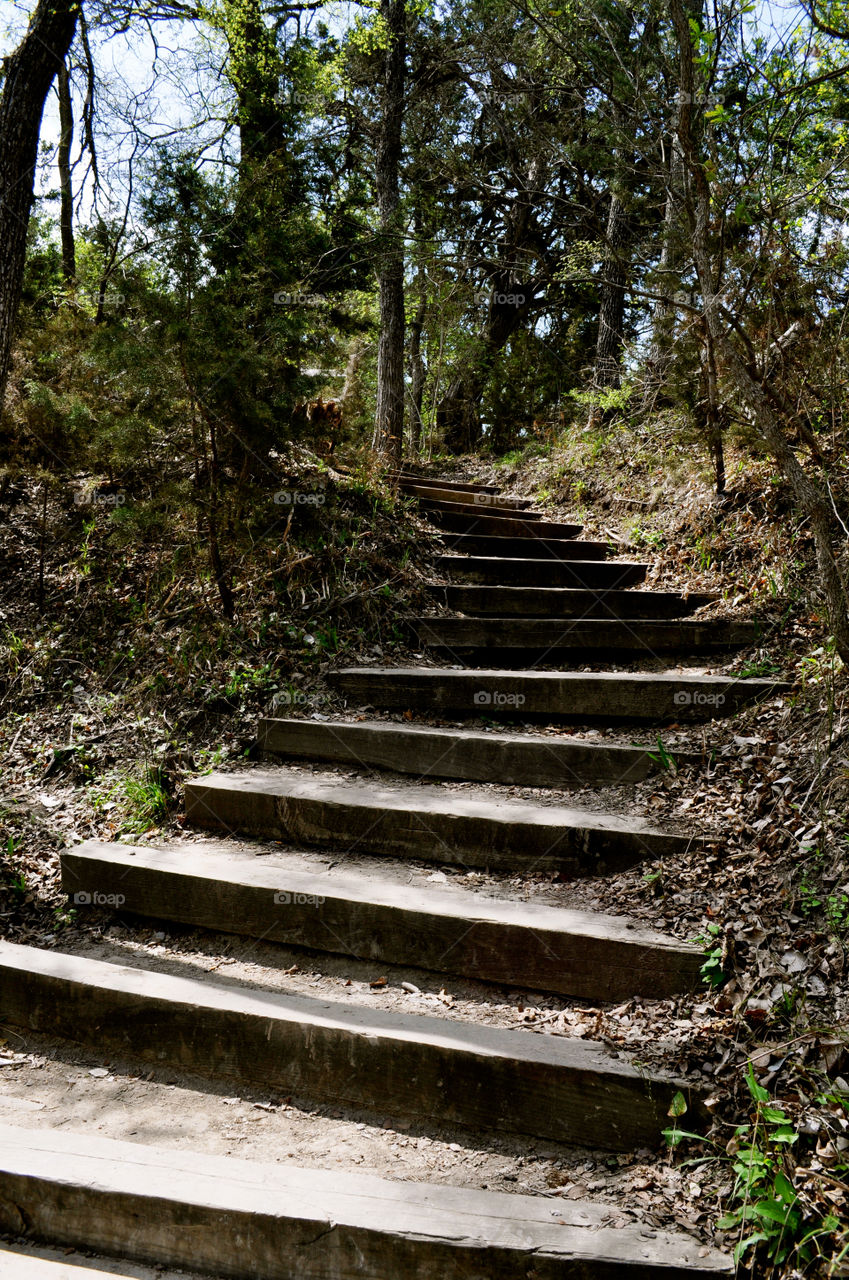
57, 59, 76, 282
670, 0, 849, 661
0, 0, 79, 412
373, 0, 406, 462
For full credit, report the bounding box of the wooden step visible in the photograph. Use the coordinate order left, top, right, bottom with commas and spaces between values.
435, 555, 646, 586
257, 716, 704, 784
0, 945, 697, 1149
401, 481, 532, 510
412, 617, 759, 656
0, 1125, 731, 1277
433, 584, 717, 618
418, 495, 545, 520
62, 841, 703, 1000
328, 666, 786, 722
439, 534, 612, 561
184, 770, 692, 872
394, 471, 500, 494
425, 507, 584, 541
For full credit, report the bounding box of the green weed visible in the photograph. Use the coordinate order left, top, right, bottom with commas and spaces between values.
647, 737, 677, 772
692, 921, 727, 988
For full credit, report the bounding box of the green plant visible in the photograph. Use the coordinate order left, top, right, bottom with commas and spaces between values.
642, 866, 665, 896
53, 902, 77, 928
223, 662, 274, 699
734, 657, 782, 679
692, 922, 726, 988
123, 767, 170, 830
77, 517, 97, 577
90, 765, 170, 833
647, 736, 677, 771
630, 521, 665, 550
666, 1065, 848, 1270
1, 834, 28, 903
799, 873, 849, 936
717, 1065, 806, 1267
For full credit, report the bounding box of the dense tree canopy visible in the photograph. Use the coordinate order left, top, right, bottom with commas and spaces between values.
1, 0, 848, 640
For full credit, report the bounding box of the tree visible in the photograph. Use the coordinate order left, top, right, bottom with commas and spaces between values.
0, 0, 80, 413
373, 0, 407, 461
669, 0, 849, 660
56, 59, 76, 281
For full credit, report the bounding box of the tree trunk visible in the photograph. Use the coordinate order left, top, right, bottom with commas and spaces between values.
593, 185, 629, 390
57, 59, 76, 282
0, 0, 79, 412
698, 325, 725, 495
407, 293, 426, 455
373, 0, 406, 462
670, 0, 849, 660
642, 131, 683, 410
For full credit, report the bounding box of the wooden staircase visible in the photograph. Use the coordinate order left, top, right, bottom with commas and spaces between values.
0, 470, 784, 1276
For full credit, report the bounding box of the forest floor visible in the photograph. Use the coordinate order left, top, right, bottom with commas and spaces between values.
1, 425, 848, 1275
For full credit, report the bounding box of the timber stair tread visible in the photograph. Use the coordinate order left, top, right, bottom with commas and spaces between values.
328, 666, 786, 721
417, 494, 548, 520
0, 1125, 732, 1277
435, 554, 650, 586
430, 584, 717, 618
422, 504, 584, 540
400, 480, 533, 509
411, 615, 759, 656
60, 839, 703, 1000
0, 942, 696, 1149
256, 715, 705, 784
393, 470, 500, 492
183, 767, 693, 872
438, 532, 612, 560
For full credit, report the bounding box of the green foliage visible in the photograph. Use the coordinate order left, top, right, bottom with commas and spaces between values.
666, 1064, 849, 1271
90, 766, 171, 834
692, 922, 727, 988
647, 737, 676, 772
796, 849, 849, 937
717, 1067, 807, 1267
0, 833, 28, 904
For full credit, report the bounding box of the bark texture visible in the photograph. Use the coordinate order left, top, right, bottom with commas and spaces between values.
642, 131, 684, 409
373, 0, 406, 462
0, 0, 79, 411
57, 59, 76, 281
593, 186, 629, 390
